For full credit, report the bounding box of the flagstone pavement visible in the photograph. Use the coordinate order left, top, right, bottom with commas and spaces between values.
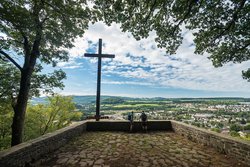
32, 132, 249, 167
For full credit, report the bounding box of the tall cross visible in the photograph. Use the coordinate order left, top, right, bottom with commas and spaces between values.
84, 39, 115, 121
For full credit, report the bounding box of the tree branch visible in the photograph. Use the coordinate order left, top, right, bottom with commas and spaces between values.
143, 0, 157, 25
41, 17, 49, 24
172, 0, 196, 35
229, 41, 250, 60
214, 0, 246, 40
21, 33, 31, 67
29, 1, 44, 68
0, 50, 22, 71
43, 1, 67, 19
239, 41, 250, 51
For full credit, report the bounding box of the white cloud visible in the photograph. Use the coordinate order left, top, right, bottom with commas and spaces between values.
57, 59, 83, 69
102, 80, 154, 86
67, 22, 250, 93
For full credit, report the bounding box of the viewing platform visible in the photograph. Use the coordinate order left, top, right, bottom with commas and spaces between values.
0, 120, 249, 167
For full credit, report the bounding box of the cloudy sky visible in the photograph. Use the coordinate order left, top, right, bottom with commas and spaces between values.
48, 21, 250, 98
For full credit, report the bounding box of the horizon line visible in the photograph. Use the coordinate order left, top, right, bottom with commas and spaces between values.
37, 94, 250, 99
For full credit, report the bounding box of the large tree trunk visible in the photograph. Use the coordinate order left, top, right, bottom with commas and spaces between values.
10, 38, 40, 146
11, 67, 33, 146
10, 1, 42, 146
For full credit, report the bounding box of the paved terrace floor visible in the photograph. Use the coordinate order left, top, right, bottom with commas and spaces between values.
33, 132, 248, 167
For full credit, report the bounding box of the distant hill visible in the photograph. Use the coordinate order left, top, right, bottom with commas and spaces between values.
31, 95, 135, 105
73, 95, 121, 104
102, 97, 125, 104
30, 97, 48, 104
30, 96, 250, 105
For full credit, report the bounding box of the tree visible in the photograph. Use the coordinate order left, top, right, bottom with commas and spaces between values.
245, 124, 250, 130
230, 130, 240, 137
92, 0, 250, 80
0, 95, 82, 149
230, 123, 242, 132
0, 0, 90, 146
24, 95, 82, 140
216, 122, 224, 129
240, 118, 247, 125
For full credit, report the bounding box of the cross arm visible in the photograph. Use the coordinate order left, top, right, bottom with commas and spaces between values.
84, 53, 115, 58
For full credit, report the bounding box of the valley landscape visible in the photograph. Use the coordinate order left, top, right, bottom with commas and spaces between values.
33, 96, 250, 141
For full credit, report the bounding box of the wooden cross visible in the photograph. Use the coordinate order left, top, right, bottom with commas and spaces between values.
84, 39, 115, 121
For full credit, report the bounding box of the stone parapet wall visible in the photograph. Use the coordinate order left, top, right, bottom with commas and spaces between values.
0, 120, 172, 167
0, 121, 87, 167
1, 120, 249, 166
86, 120, 172, 131
171, 120, 250, 165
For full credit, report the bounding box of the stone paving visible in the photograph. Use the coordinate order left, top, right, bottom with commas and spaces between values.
33, 132, 249, 167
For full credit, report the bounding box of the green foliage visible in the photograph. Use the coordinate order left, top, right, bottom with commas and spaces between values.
245, 133, 250, 139
175, 115, 184, 121
240, 118, 247, 124
92, 0, 250, 80
0, 95, 82, 150
0, 0, 91, 64
0, 100, 13, 150
244, 124, 250, 130
230, 124, 242, 132
0, 59, 66, 99
230, 131, 240, 137
242, 69, 250, 81
191, 122, 201, 127
0, 0, 92, 97
211, 128, 221, 133
0, 59, 20, 100
216, 122, 224, 129
24, 95, 82, 140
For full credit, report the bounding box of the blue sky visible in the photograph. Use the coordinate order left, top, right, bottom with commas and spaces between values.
45, 22, 250, 98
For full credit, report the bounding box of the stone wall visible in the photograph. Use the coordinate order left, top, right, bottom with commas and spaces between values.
0, 121, 87, 167
171, 120, 250, 165
1, 120, 249, 166
0, 120, 172, 167
86, 120, 172, 131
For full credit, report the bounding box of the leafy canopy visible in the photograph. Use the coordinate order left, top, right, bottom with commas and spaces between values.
0, 0, 91, 98
0, 0, 90, 64
0, 59, 66, 100
92, 0, 250, 80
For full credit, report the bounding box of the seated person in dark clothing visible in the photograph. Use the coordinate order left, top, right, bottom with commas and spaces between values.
128, 111, 134, 131
140, 111, 147, 131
